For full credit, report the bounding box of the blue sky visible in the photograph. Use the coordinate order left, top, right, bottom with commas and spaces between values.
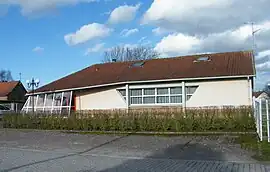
1, 0, 270, 90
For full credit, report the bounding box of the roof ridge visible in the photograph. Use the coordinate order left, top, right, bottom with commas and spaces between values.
97, 50, 254, 65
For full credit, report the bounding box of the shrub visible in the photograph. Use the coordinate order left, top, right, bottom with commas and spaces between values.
3, 106, 255, 132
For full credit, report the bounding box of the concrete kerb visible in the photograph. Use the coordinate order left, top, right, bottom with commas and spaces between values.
1, 128, 257, 136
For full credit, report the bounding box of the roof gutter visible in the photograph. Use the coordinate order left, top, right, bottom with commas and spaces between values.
26, 74, 256, 96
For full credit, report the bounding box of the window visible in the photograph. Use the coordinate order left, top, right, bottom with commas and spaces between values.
130, 97, 142, 104
144, 88, 155, 95
157, 88, 168, 95
118, 89, 126, 100
130, 89, 142, 96
143, 97, 155, 104
122, 86, 183, 105
22, 91, 73, 115
37, 94, 45, 107
62, 92, 71, 106
54, 93, 62, 106
186, 86, 198, 101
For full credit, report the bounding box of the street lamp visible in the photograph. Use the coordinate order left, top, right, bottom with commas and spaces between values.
26, 78, 40, 114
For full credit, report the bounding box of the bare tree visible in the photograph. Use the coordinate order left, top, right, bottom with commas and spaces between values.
0, 70, 13, 82
103, 46, 160, 63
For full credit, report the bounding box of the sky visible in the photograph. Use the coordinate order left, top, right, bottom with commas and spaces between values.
1, 0, 270, 90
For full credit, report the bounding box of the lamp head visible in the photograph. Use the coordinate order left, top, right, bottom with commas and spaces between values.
26, 80, 30, 84
35, 79, 40, 84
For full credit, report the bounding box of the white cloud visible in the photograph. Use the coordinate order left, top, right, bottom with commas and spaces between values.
154, 20, 270, 89
84, 43, 105, 55
0, 0, 97, 15
154, 33, 201, 55
64, 23, 112, 46
152, 27, 172, 36
154, 21, 270, 56
32, 46, 44, 52
142, 0, 270, 35
120, 28, 139, 37
108, 4, 140, 24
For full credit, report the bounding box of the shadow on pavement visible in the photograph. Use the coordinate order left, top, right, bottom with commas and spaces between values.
92, 142, 242, 172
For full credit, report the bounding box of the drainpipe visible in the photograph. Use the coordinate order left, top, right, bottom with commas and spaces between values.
182, 81, 186, 113
125, 84, 129, 113
248, 76, 253, 106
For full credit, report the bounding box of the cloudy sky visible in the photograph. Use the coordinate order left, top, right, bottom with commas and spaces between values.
1, 0, 270, 90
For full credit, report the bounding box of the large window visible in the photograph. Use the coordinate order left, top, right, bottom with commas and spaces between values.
118, 85, 198, 105
118, 87, 183, 105
22, 91, 73, 115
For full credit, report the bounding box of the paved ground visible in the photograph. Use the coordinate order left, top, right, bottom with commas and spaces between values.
0, 129, 269, 172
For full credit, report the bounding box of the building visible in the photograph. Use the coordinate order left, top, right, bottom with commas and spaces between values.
22, 51, 256, 114
253, 91, 270, 100
0, 81, 27, 111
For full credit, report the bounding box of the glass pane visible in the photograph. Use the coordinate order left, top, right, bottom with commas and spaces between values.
170, 96, 182, 103
170, 87, 182, 94
54, 93, 62, 106
186, 95, 192, 101
186, 86, 198, 94
37, 94, 45, 107
61, 107, 70, 115
118, 89, 126, 96
144, 88, 155, 95
62, 92, 71, 106
35, 108, 44, 112
130, 97, 142, 104
143, 97, 155, 104
157, 96, 169, 103
130, 89, 142, 96
45, 94, 53, 107
28, 96, 37, 107
157, 88, 168, 95
24, 97, 30, 108
52, 107, 61, 114
44, 107, 52, 112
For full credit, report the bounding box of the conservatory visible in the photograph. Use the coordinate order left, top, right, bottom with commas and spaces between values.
22, 91, 74, 114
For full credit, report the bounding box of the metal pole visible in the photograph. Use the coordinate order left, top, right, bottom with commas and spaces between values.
266, 100, 270, 142
32, 78, 34, 114
259, 99, 263, 141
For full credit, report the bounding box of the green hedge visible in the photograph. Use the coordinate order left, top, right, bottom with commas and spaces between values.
3, 107, 256, 132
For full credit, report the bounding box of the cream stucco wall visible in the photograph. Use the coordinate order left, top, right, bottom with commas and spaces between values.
76, 86, 126, 110
186, 79, 251, 107
75, 78, 252, 110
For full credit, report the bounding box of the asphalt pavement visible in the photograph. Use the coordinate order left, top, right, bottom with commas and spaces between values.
0, 129, 269, 172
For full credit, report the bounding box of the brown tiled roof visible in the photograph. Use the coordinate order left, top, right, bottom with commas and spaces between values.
35, 51, 255, 93
0, 81, 19, 97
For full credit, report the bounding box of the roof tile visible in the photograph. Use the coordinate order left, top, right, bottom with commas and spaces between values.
35, 51, 255, 93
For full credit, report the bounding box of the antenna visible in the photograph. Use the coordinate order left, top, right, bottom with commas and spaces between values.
19, 73, 21, 81
245, 22, 261, 53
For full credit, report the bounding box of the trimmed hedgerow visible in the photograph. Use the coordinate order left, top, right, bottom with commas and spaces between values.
3, 106, 255, 132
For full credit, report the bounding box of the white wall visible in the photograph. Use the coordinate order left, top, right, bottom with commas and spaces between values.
186, 79, 251, 107
76, 87, 126, 110
75, 78, 251, 110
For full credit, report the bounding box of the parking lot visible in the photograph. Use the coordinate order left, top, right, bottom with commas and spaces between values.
0, 129, 269, 172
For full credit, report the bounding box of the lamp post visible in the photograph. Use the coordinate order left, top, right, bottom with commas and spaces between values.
26, 78, 39, 114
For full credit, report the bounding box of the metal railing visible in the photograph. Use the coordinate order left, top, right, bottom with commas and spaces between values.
253, 97, 270, 142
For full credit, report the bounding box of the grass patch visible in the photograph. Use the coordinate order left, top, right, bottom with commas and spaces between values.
234, 134, 270, 161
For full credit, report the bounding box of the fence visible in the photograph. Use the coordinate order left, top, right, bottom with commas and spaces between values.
253, 97, 270, 142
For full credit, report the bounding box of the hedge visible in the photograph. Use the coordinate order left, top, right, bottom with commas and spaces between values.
3, 106, 256, 132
